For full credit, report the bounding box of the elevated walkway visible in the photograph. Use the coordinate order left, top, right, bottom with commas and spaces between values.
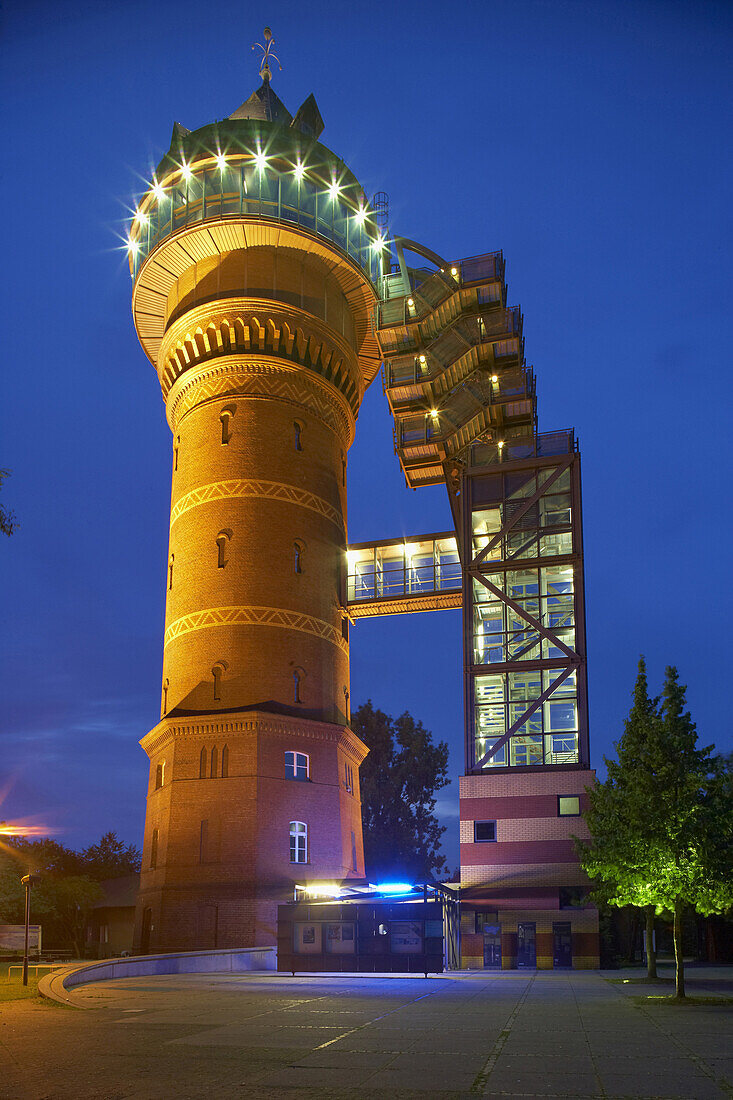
346, 532, 461, 618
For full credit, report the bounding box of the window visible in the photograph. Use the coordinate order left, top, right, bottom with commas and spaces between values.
162, 678, 169, 716
220, 406, 235, 445
216, 531, 231, 568
221, 744, 229, 778
210, 746, 218, 777
154, 762, 165, 790
559, 887, 588, 909
474, 820, 497, 843
285, 751, 309, 781
168, 553, 174, 590
173, 435, 180, 471
212, 663, 225, 701
350, 830, 357, 871
290, 821, 307, 863
344, 762, 353, 792
558, 795, 580, 816
294, 420, 303, 451
294, 541, 303, 574
150, 828, 158, 869
199, 747, 207, 779
293, 669, 302, 703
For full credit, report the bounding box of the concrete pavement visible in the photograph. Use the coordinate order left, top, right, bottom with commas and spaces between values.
1, 965, 731, 1098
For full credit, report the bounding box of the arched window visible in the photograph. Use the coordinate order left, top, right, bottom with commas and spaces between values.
221, 744, 229, 778
173, 435, 180, 471
343, 685, 350, 719
162, 678, 169, 716
212, 663, 226, 702
168, 553, 175, 590
220, 405, 235, 445
294, 420, 303, 452
294, 540, 304, 574
210, 745, 218, 778
216, 530, 231, 569
199, 746, 207, 779
150, 828, 159, 869
285, 751, 309, 781
155, 762, 165, 790
289, 821, 308, 864
293, 669, 302, 704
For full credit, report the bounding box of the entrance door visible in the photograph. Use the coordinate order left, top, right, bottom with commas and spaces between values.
553, 921, 572, 968
140, 907, 152, 954
482, 923, 502, 968
517, 922, 536, 968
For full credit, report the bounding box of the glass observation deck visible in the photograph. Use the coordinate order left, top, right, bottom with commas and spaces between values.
375, 251, 536, 488
127, 122, 383, 287
346, 533, 462, 618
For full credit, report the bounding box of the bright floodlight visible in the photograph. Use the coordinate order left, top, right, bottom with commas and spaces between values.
180, 163, 192, 182
374, 882, 414, 894
254, 150, 267, 172
127, 239, 139, 254
134, 210, 148, 226
372, 234, 384, 252
407, 298, 414, 307
216, 152, 227, 172
354, 206, 366, 225
430, 408, 439, 418
152, 180, 166, 203
419, 354, 426, 364
328, 181, 340, 200
293, 160, 305, 181
450, 266, 458, 276
491, 374, 498, 383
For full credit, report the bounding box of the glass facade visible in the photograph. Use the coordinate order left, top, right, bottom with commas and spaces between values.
465, 446, 587, 772
347, 536, 460, 604
129, 155, 382, 285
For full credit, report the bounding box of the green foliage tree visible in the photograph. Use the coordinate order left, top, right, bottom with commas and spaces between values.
578, 658, 733, 998
352, 701, 450, 881
0, 831, 140, 955
0, 468, 18, 535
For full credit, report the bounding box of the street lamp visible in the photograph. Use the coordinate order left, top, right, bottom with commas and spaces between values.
20, 874, 39, 986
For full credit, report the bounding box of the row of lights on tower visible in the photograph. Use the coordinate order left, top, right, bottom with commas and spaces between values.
127, 150, 385, 257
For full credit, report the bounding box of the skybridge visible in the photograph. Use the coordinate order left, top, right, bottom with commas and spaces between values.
346, 532, 462, 618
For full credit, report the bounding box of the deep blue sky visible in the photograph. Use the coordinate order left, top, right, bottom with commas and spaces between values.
2, 0, 731, 873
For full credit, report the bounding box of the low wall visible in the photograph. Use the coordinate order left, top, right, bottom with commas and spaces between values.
39, 946, 276, 1006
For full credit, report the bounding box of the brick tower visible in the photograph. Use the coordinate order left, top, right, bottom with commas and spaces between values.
128, 50, 380, 951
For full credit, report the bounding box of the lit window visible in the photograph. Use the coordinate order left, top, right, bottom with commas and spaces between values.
285, 751, 309, 781
290, 821, 308, 863
474, 820, 496, 843
344, 762, 353, 792
154, 762, 165, 790
558, 795, 580, 817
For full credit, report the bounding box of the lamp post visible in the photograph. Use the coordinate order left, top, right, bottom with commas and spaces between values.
21, 874, 38, 986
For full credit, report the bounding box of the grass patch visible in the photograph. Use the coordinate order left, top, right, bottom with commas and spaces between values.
0, 975, 43, 1004
607, 976, 673, 985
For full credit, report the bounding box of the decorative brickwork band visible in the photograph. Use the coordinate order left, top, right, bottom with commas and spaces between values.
166, 357, 354, 442
164, 604, 348, 654
170, 478, 344, 532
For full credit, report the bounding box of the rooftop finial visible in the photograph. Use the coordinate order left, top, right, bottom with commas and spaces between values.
252, 26, 282, 83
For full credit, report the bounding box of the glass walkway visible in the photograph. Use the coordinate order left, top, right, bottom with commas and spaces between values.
346, 533, 462, 618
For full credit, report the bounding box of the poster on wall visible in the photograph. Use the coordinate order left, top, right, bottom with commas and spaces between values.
390, 921, 423, 953
325, 922, 355, 954
294, 922, 322, 953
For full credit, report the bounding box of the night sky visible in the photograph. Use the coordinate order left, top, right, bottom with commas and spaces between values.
2, 0, 731, 873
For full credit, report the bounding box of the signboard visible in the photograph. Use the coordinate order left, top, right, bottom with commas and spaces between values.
0, 924, 42, 954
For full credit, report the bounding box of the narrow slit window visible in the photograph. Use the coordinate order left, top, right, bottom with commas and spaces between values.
162, 678, 169, 715
293, 669, 302, 704
150, 828, 159, 869
210, 746, 218, 777
155, 762, 165, 790
216, 531, 230, 568
294, 541, 303, 574
168, 554, 175, 590
221, 744, 229, 778
294, 420, 303, 451
220, 408, 234, 445
212, 664, 224, 701
173, 435, 180, 471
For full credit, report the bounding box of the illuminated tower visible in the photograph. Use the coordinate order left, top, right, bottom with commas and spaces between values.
128, 40, 380, 951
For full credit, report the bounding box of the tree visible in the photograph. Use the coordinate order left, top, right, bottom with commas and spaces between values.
0, 468, 18, 535
578, 659, 733, 998
352, 701, 450, 881
80, 832, 141, 880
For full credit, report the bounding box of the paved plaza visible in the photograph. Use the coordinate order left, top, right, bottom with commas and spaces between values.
0, 965, 731, 1098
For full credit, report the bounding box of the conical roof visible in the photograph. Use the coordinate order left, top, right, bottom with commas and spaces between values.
229, 79, 293, 126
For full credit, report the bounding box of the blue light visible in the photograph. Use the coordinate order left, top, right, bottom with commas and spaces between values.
374, 882, 414, 894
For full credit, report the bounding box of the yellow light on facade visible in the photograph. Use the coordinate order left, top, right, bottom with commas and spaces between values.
407, 298, 414, 307
305, 883, 342, 898
294, 160, 305, 181
216, 152, 227, 172
450, 266, 458, 276
254, 150, 267, 173
491, 374, 498, 383
419, 354, 426, 364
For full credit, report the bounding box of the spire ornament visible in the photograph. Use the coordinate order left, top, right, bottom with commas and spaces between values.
252, 26, 282, 83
